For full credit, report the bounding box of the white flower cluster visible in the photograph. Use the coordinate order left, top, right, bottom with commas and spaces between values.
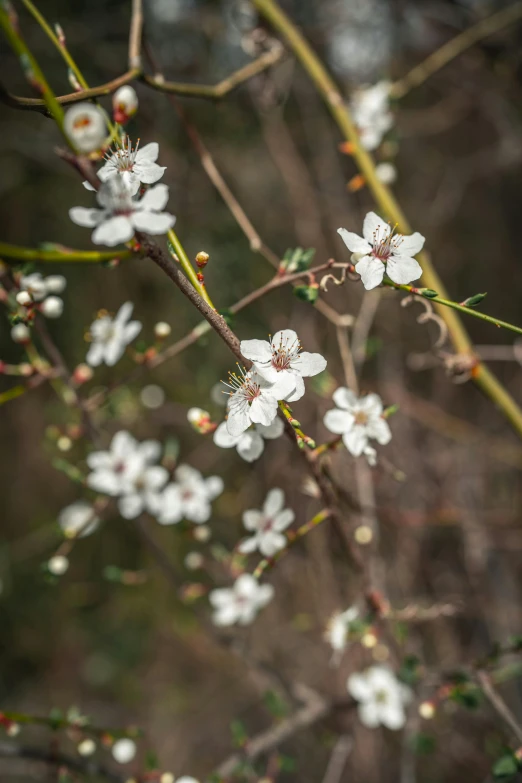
69, 134, 174, 247
213, 418, 284, 463
348, 665, 412, 730
338, 211, 425, 291
17, 272, 66, 319
210, 574, 274, 627
324, 388, 391, 464
86, 431, 222, 524
86, 301, 142, 367
350, 81, 393, 151
223, 329, 327, 437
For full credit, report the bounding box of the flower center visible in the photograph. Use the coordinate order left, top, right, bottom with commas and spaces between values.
354, 411, 368, 426
270, 334, 300, 372
182, 489, 193, 501
223, 367, 261, 405
107, 136, 140, 172
73, 115, 93, 130
371, 224, 403, 262
375, 689, 389, 705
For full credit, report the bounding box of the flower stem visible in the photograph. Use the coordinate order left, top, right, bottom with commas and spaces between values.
0, 241, 132, 263
167, 228, 215, 308
0, 3, 69, 143
385, 282, 522, 337
252, 0, 522, 440
253, 508, 332, 579
278, 401, 316, 450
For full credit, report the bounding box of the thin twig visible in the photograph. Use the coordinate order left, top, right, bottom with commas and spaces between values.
477, 670, 522, 744
128, 0, 143, 70
0, 741, 125, 783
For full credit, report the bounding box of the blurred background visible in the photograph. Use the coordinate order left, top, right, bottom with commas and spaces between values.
1, 0, 522, 780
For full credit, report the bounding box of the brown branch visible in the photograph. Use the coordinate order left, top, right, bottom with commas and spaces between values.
128, 0, 143, 70
477, 670, 522, 744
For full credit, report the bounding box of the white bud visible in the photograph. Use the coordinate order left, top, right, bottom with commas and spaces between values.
6, 723, 20, 737
375, 162, 397, 185
160, 774, 175, 783
184, 552, 204, 570
193, 525, 211, 543
48, 555, 69, 575
154, 321, 171, 338
16, 291, 32, 306
41, 296, 64, 319
59, 501, 100, 539
112, 738, 137, 764
20, 273, 47, 301
11, 323, 30, 343
419, 701, 436, 720
113, 86, 138, 123
57, 436, 73, 452
64, 103, 107, 153
78, 738, 96, 756
45, 275, 67, 294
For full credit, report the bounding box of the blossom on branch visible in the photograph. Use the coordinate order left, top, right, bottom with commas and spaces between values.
155, 464, 223, 525
113, 85, 138, 124
240, 329, 327, 402
83, 138, 166, 196
324, 388, 391, 458
58, 501, 100, 538
69, 176, 176, 247
213, 418, 284, 463
239, 488, 294, 557
64, 103, 107, 153
86, 301, 142, 367
223, 368, 281, 437
347, 665, 412, 730
209, 574, 274, 626
338, 211, 425, 290
325, 606, 359, 657
350, 81, 393, 151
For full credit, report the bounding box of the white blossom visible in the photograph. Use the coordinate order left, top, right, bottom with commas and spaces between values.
70, 176, 175, 247
325, 607, 359, 658
239, 488, 294, 557
40, 296, 63, 319
86, 430, 154, 497
77, 738, 96, 756
16, 291, 32, 307
59, 501, 100, 538
118, 461, 169, 520
111, 738, 136, 764
213, 418, 284, 463
84, 138, 165, 196
45, 275, 67, 294
113, 85, 138, 123
209, 574, 274, 626
19, 273, 47, 301
375, 161, 397, 185
347, 665, 412, 730
48, 555, 69, 576
324, 387, 391, 458
350, 81, 393, 151
338, 211, 425, 290
240, 329, 326, 403
86, 301, 142, 367
64, 103, 107, 153
223, 368, 281, 437
11, 323, 30, 343
155, 464, 223, 525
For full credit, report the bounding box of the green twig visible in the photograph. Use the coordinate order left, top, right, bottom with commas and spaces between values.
167, 228, 215, 309
0, 241, 133, 263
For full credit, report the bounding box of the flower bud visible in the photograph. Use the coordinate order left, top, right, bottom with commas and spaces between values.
78, 738, 96, 756
354, 525, 373, 545
64, 103, 107, 153
419, 701, 436, 720
11, 323, 30, 344
45, 275, 67, 294
184, 552, 204, 571
111, 738, 136, 764
375, 162, 397, 185
48, 555, 69, 575
187, 408, 214, 434
154, 321, 171, 339
6, 723, 20, 737
113, 86, 138, 124
73, 363, 94, 385
193, 525, 211, 542
160, 774, 175, 783
41, 296, 64, 319
16, 291, 32, 307
196, 251, 209, 268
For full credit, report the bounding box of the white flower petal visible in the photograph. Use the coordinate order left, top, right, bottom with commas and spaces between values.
249, 394, 278, 427
238, 536, 259, 554
324, 408, 354, 435
397, 232, 425, 257
123, 320, 142, 344
386, 255, 422, 285
91, 216, 134, 246
358, 701, 382, 728
137, 161, 166, 184
259, 531, 286, 557
355, 255, 385, 290
292, 351, 327, 377
337, 227, 371, 255
343, 427, 368, 457
205, 475, 224, 500
273, 508, 295, 532
131, 211, 175, 235
366, 417, 392, 445
213, 421, 240, 448
347, 672, 372, 702
242, 509, 263, 531
240, 339, 272, 364
136, 142, 159, 162
69, 207, 103, 228
256, 418, 284, 440
86, 341, 105, 367
263, 488, 284, 517
236, 431, 264, 462
363, 211, 389, 243
118, 493, 144, 519
138, 183, 169, 211
332, 387, 358, 411
226, 404, 251, 437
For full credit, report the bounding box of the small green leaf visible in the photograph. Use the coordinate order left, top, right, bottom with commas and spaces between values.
420, 288, 439, 299
48, 708, 64, 729
450, 683, 482, 710
462, 292, 487, 308
230, 719, 248, 748
493, 753, 520, 778
280, 247, 316, 274
293, 284, 319, 304
145, 750, 159, 771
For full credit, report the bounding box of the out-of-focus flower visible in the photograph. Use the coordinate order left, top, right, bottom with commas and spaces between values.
40, 296, 63, 318
77, 738, 96, 756
240, 329, 327, 403
155, 465, 223, 525
84, 139, 165, 196
70, 176, 176, 247
64, 103, 107, 153
86, 430, 148, 496
213, 418, 283, 462
19, 273, 47, 301
188, 408, 215, 435
113, 85, 138, 124
18, 274, 67, 319
154, 321, 171, 338
350, 81, 393, 151
347, 665, 412, 730
59, 501, 100, 538
209, 574, 274, 626
239, 488, 294, 557
86, 301, 142, 367
140, 384, 165, 409
48, 555, 69, 575
338, 212, 425, 290
11, 323, 30, 343
324, 388, 391, 458
223, 368, 280, 437
45, 275, 67, 294
325, 606, 359, 655
111, 737, 136, 764
375, 161, 397, 185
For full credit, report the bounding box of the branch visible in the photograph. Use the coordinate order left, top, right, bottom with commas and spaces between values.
0, 241, 132, 263
391, 2, 522, 99
0, 741, 125, 783
477, 670, 522, 744
128, 0, 143, 70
